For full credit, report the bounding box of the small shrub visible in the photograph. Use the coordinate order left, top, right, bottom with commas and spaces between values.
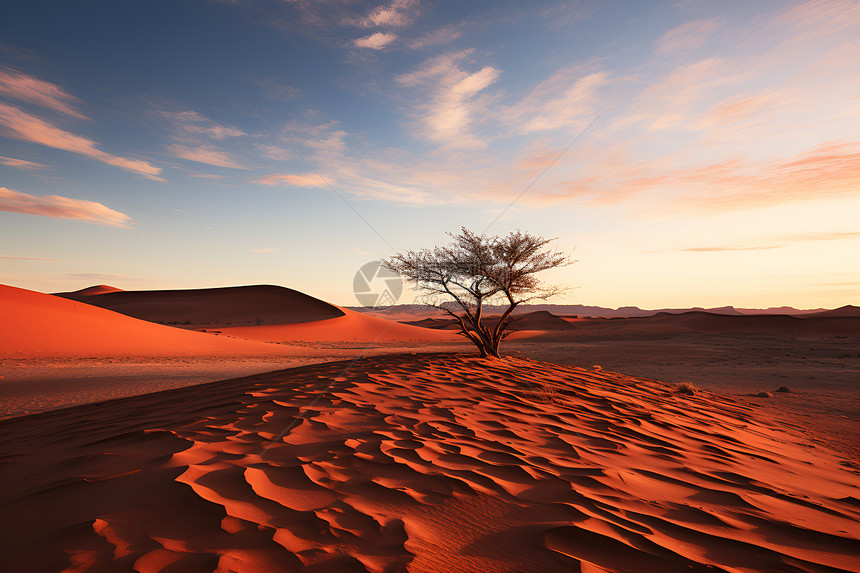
675, 382, 698, 395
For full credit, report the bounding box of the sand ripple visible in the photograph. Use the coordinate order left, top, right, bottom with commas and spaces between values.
1, 354, 858, 572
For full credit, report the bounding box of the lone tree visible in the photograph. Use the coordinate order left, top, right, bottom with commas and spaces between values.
383, 227, 574, 358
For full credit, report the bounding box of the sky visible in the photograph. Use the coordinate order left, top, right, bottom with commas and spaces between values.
1, 0, 859, 310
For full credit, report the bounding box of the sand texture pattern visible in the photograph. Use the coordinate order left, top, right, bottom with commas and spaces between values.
1, 354, 858, 572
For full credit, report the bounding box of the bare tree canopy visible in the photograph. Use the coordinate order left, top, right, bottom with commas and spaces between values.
383, 227, 574, 358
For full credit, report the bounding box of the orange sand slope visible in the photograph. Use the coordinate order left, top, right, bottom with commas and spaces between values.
0, 284, 306, 358
219, 307, 464, 343
55, 284, 345, 326
2, 354, 858, 572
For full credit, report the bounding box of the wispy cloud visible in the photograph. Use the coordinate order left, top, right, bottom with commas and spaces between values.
681, 245, 781, 252
187, 172, 227, 180
677, 230, 860, 253
656, 18, 722, 55
396, 51, 500, 148
252, 172, 329, 188
771, 0, 860, 38
159, 110, 245, 140
0, 155, 47, 170
354, 32, 398, 49
0, 66, 88, 119
779, 231, 860, 242
408, 26, 461, 49
256, 78, 301, 100
699, 91, 790, 128
539, 1, 599, 28
0, 254, 58, 261
0, 186, 133, 227
356, 0, 419, 28
523, 140, 860, 211
0, 103, 162, 179
501, 67, 609, 133
255, 143, 292, 161
616, 57, 749, 131
167, 144, 248, 169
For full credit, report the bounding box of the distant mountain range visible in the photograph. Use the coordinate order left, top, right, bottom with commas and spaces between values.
347, 303, 860, 319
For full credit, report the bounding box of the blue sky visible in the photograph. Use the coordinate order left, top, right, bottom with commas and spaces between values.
1, 0, 859, 309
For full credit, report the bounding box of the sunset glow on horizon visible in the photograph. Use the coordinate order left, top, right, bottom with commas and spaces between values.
1, 0, 858, 309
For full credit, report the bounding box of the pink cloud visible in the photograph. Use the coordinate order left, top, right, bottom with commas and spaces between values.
503, 68, 609, 133
0, 103, 162, 179
780, 231, 860, 241
0, 66, 87, 119
0, 155, 47, 170
354, 32, 398, 49
396, 51, 500, 148
252, 172, 329, 188
542, 141, 860, 211
159, 110, 245, 140
700, 92, 789, 127
655, 18, 722, 55
0, 187, 133, 227
616, 58, 750, 131
358, 0, 419, 28
771, 0, 860, 35
167, 144, 248, 169
408, 26, 461, 49
0, 255, 59, 261
679, 230, 860, 253
681, 245, 781, 252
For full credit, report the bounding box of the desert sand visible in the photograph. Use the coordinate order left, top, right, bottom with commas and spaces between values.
0, 284, 466, 418
1, 353, 859, 572
402, 310, 860, 461
1, 283, 859, 572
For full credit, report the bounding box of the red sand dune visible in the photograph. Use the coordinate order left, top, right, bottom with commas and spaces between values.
508, 310, 576, 330
528, 311, 860, 340
55, 284, 345, 326
804, 305, 860, 318
218, 307, 464, 343
60, 284, 125, 296
0, 284, 309, 358
1, 354, 858, 572
645, 311, 860, 336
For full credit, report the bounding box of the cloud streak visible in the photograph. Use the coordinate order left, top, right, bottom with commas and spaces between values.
358, 0, 419, 28
0, 66, 87, 119
252, 172, 329, 188
678, 230, 860, 253
0, 254, 58, 261
0, 103, 162, 179
0, 187, 133, 227
656, 18, 722, 55
160, 110, 245, 140
354, 32, 398, 49
681, 245, 781, 252
168, 144, 248, 169
397, 51, 501, 148
502, 68, 609, 134
0, 155, 46, 170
